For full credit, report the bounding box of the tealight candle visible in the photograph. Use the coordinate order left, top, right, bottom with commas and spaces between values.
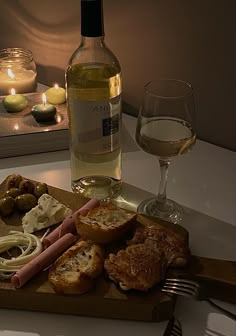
2, 88, 28, 112
32, 93, 57, 122
45, 84, 66, 105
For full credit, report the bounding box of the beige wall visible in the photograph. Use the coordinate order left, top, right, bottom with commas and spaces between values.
0, 0, 235, 150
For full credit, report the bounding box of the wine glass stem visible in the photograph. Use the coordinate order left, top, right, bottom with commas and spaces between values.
157, 159, 170, 208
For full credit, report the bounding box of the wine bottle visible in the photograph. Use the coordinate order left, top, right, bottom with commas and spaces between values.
66, 0, 122, 200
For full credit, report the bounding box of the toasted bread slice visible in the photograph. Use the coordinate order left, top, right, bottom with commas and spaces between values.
48, 240, 104, 294
104, 243, 166, 291
75, 203, 136, 244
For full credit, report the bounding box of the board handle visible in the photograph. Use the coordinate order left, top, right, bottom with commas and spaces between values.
168, 256, 236, 303
189, 256, 236, 286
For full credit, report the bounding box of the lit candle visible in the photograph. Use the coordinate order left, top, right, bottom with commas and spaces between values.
31, 93, 57, 122
0, 68, 36, 95
45, 84, 66, 105
2, 88, 28, 112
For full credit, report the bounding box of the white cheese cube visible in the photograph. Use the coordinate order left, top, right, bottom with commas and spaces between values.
22, 194, 72, 234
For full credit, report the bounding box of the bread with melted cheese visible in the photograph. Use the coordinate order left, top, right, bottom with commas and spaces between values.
75, 203, 136, 244
48, 240, 104, 294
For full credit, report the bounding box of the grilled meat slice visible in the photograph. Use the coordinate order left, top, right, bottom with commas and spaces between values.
128, 225, 190, 267
104, 243, 167, 291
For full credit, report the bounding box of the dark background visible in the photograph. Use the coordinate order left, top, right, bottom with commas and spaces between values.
0, 0, 235, 150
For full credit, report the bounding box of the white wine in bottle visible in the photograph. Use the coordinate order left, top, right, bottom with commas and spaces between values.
66, 0, 122, 200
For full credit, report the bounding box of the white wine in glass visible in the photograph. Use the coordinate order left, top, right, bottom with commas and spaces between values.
136, 79, 196, 223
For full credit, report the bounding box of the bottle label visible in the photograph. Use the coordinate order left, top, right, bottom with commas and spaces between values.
68, 94, 121, 154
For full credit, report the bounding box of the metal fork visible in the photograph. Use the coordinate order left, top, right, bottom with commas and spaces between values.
163, 316, 182, 336
162, 278, 236, 321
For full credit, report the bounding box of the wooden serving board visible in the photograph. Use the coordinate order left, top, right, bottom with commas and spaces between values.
0, 179, 179, 322
0, 178, 235, 322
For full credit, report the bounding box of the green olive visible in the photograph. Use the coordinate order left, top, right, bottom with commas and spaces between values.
15, 193, 37, 212
19, 179, 35, 194
0, 196, 15, 216
6, 174, 23, 189
5, 188, 21, 198
34, 182, 48, 198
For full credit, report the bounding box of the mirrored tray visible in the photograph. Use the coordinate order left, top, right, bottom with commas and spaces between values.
0, 93, 69, 158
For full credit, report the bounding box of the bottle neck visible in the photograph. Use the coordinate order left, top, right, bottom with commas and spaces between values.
81, 0, 104, 38
81, 36, 105, 48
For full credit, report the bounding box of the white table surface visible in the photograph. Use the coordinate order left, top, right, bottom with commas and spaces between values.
0, 112, 235, 335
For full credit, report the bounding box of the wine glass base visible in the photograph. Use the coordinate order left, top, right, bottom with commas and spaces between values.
137, 197, 183, 224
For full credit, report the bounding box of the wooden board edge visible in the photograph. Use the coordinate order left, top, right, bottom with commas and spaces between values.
0, 287, 175, 322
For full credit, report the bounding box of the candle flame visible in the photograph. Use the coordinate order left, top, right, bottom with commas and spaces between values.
54, 84, 59, 90
42, 93, 47, 105
56, 114, 62, 123
14, 123, 19, 131
10, 88, 16, 96
7, 69, 16, 80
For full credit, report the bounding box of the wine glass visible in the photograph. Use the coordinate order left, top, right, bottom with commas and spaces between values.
135, 79, 196, 224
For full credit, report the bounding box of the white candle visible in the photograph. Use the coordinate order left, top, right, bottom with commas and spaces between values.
0, 68, 36, 95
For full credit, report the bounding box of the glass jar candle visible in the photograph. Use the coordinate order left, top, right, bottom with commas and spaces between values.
0, 48, 37, 95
